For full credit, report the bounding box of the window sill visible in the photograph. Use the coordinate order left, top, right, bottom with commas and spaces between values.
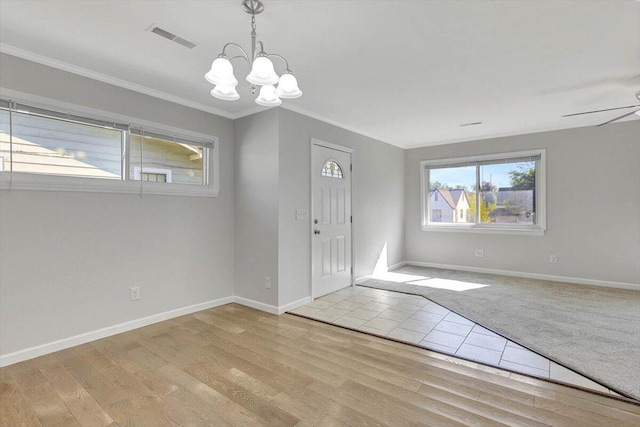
422, 224, 545, 236
0, 173, 219, 198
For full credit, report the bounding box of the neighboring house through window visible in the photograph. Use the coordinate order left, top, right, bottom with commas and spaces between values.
429, 187, 470, 224
134, 167, 172, 183
422, 150, 546, 235
142, 173, 167, 183
0, 99, 218, 197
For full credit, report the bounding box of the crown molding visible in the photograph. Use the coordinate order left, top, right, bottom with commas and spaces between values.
233, 104, 273, 119
401, 119, 639, 150
3, 45, 635, 151
231, 103, 401, 149
0, 44, 411, 148
0, 44, 406, 147
0, 43, 236, 120
279, 103, 401, 148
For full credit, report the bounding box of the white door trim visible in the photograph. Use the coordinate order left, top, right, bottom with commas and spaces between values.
311, 138, 354, 154
310, 139, 355, 301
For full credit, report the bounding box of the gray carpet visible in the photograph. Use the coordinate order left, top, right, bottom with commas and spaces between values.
361, 265, 640, 399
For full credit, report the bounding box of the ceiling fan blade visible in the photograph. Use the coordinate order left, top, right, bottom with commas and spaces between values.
595, 109, 640, 127
563, 104, 640, 117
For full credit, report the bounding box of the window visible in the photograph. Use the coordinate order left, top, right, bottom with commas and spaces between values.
0, 99, 218, 197
421, 150, 545, 235
129, 131, 205, 186
322, 160, 343, 178
1, 105, 125, 179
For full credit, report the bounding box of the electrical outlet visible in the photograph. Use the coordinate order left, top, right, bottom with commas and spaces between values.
475, 249, 484, 257
550, 254, 558, 264
264, 276, 271, 289
130, 286, 141, 301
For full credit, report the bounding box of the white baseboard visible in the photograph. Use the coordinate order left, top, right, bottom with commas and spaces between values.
276, 297, 312, 315
231, 296, 311, 315
388, 261, 407, 271
404, 261, 640, 291
232, 296, 279, 314
0, 296, 234, 368
0, 294, 317, 368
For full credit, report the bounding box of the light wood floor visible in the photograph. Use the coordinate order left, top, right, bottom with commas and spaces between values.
1, 304, 639, 427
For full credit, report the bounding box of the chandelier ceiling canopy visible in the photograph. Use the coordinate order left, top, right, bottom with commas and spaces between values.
205, 0, 302, 107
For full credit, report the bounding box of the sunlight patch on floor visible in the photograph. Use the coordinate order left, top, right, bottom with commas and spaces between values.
370, 272, 489, 292
370, 271, 429, 283
407, 278, 489, 292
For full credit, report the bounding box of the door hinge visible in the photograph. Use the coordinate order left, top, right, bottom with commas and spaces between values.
350, 215, 353, 223
350, 163, 352, 171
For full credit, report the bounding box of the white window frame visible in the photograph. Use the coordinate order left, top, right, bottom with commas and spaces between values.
421, 149, 546, 236
0, 91, 219, 197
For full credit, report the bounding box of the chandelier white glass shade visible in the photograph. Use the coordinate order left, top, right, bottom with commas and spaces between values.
210, 85, 240, 101
246, 54, 279, 86
276, 72, 302, 99
204, 57, 238, 87
205, 0, 301, 105
255, 85, 281, 107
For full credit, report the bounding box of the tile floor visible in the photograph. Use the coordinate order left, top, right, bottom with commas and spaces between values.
290, 285, 622, 396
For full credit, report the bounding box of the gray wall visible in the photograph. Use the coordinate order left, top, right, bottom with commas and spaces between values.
0, 53, 406, 358
278, 109, 406, 306
233, 108, 406, 309
0, 54, 236, 356
405, 121, 640, 285
233, 109, 280, 306
8, 48, 635, 361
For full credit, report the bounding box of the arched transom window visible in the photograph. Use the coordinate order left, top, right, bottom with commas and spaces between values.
322, 160, 343, 179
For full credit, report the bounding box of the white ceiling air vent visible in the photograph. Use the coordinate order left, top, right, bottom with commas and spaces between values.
148, 25, 197, 49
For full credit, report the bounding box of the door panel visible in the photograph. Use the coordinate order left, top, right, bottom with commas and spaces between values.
337, 235, 346, 272
322, 238, 331, 277
312, 144, 352, 298
337, 189, 345, 224
330, 188, 338, 225
322, 188, 331, 224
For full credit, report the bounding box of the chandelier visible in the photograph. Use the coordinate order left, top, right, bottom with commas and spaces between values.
205, 0, 302, 106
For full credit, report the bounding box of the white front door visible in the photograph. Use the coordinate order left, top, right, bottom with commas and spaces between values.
312, 143, 352, 298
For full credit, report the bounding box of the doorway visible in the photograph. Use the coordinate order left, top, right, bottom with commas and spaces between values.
311, 141, 353, 298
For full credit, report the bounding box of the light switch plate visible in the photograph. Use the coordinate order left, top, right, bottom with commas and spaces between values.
296, 209, 308, 220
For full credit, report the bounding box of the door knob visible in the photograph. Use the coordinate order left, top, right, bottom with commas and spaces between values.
314, 229, 320, 235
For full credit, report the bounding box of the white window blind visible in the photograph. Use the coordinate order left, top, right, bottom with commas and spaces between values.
425, 154, 541, 170
1, 100, 129, 131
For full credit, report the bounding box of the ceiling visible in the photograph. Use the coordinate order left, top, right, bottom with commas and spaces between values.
1, 0, 639, 148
